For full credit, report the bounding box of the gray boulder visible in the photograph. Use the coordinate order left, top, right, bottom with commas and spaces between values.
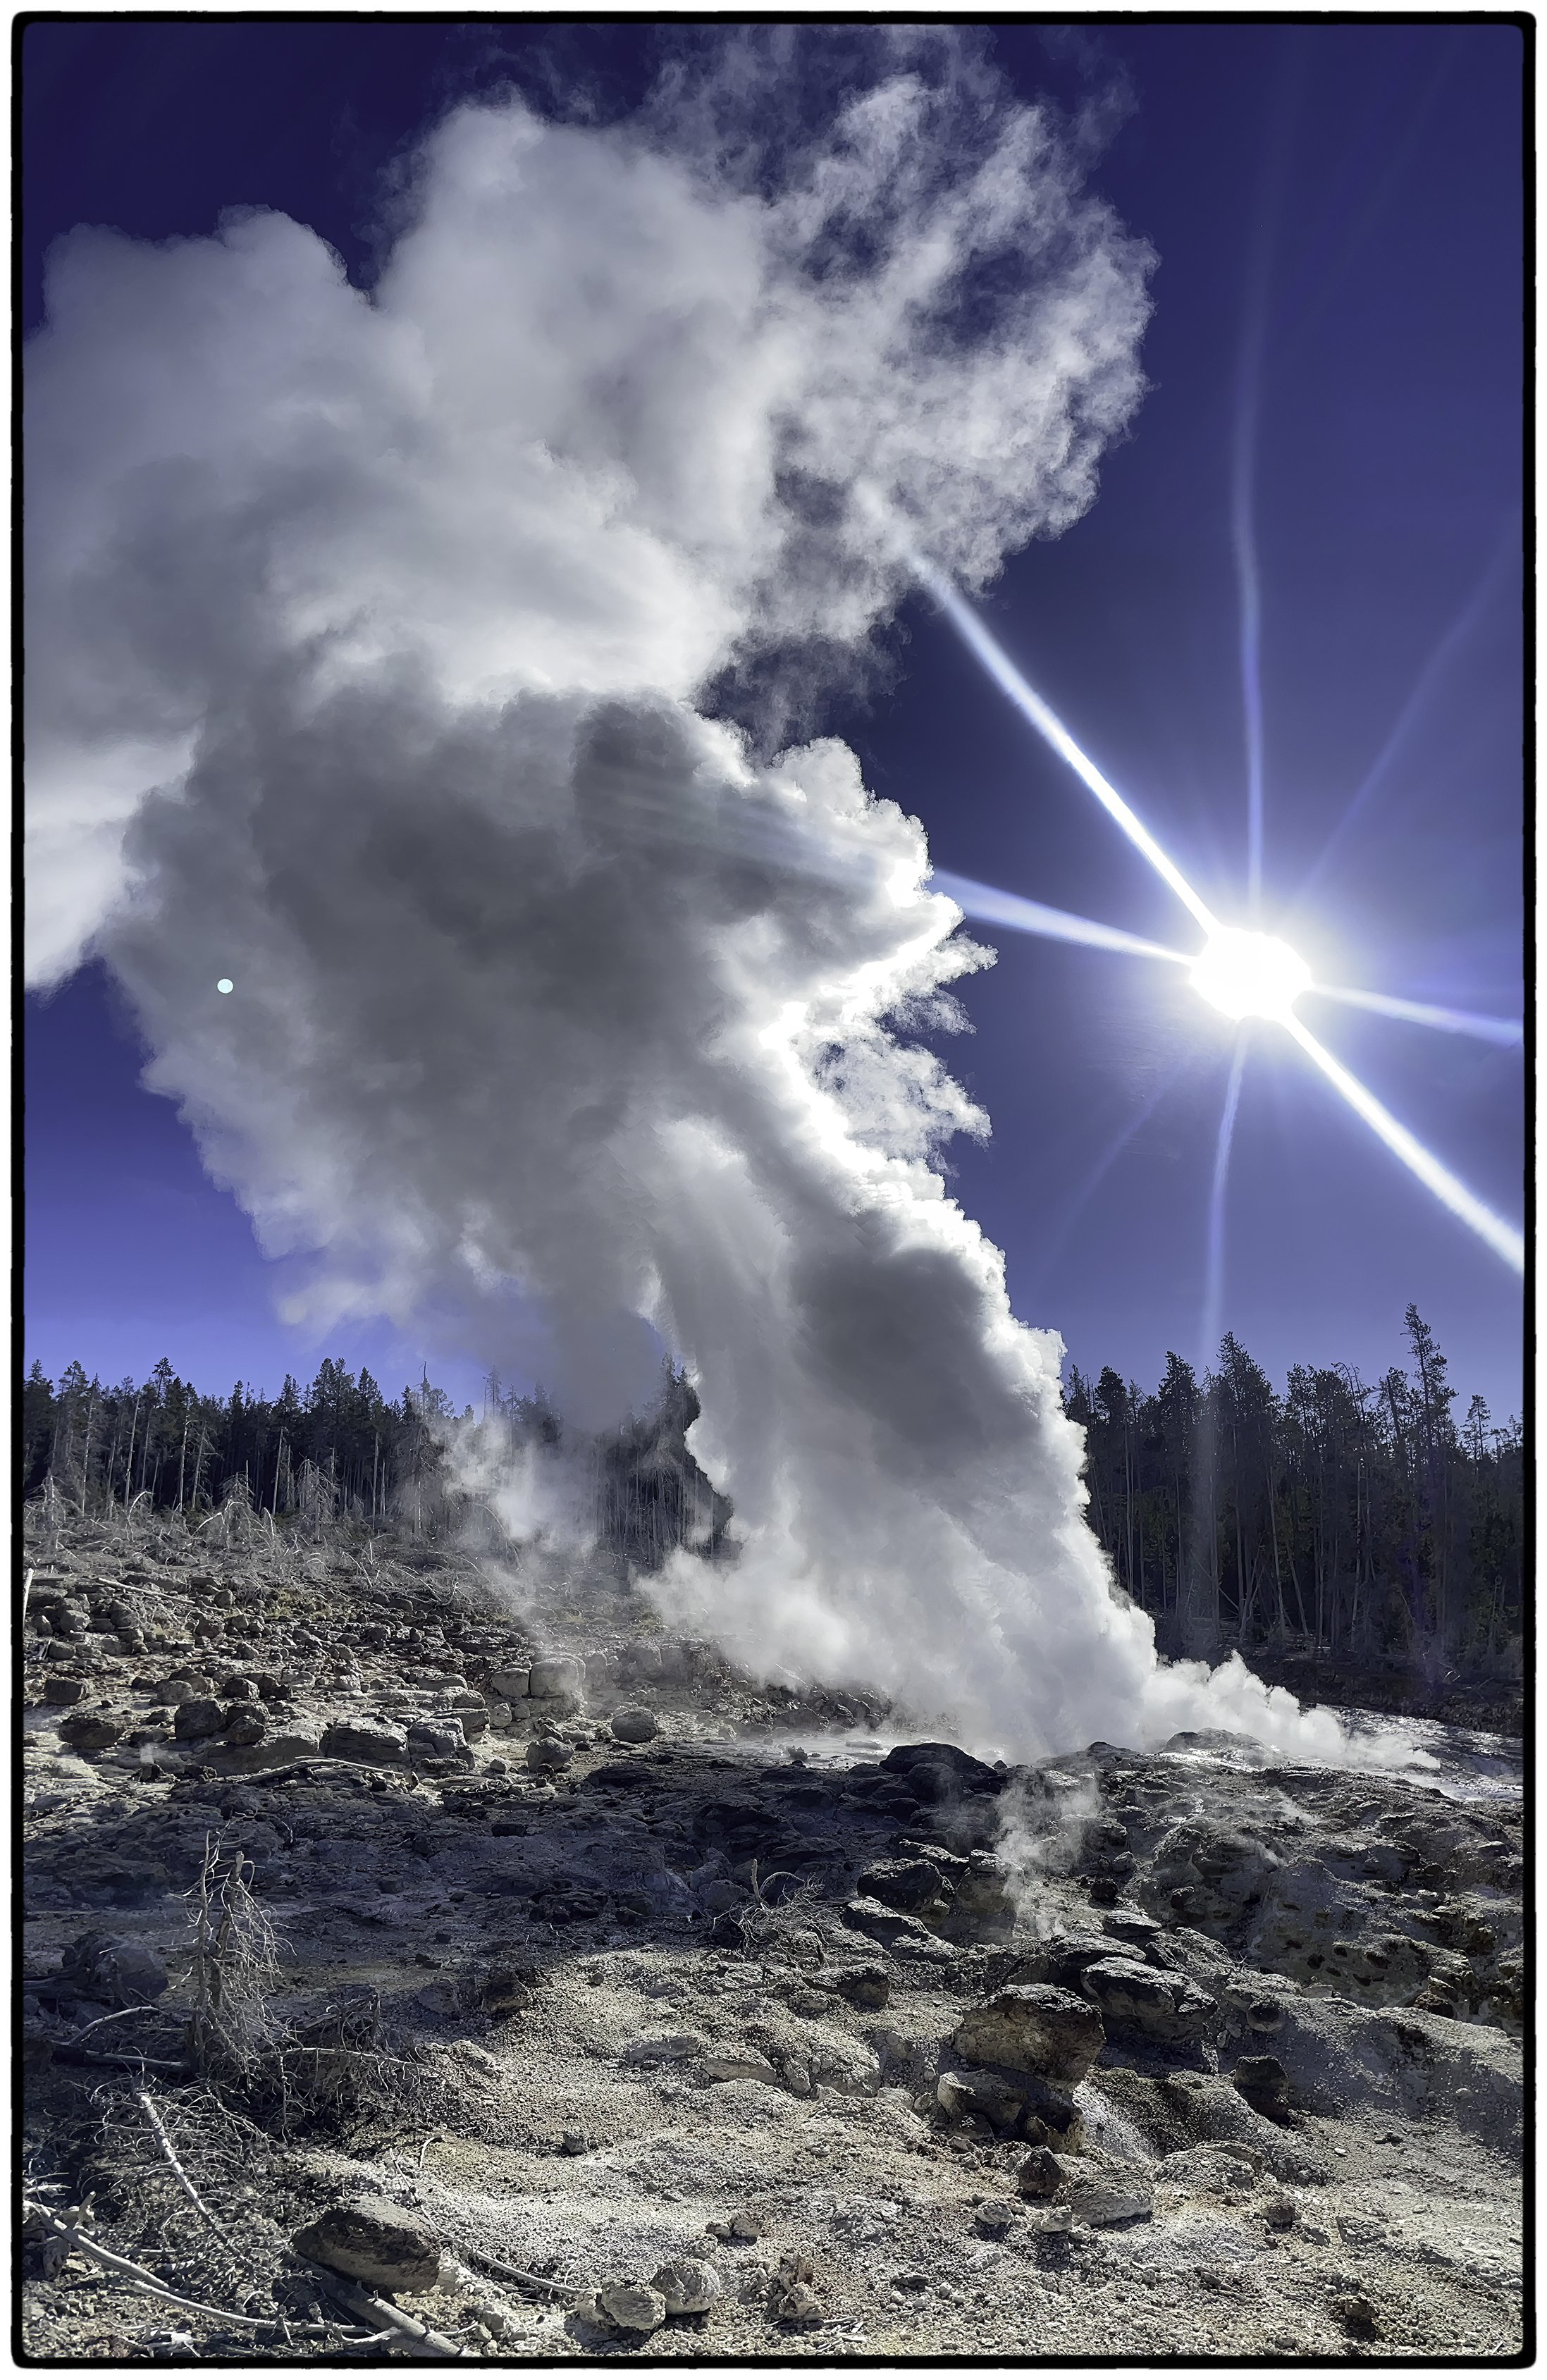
1102, 1906, 1166, 1951
622, 2032, 708, 2066
935, 2065, 1084, 2146
651, 2259, 722, 2316
942, 1851, 1017, 1942
173, 1697, 226, 1742
529, 1656, 584, 1700
62, 1931, 168, 2007
218, 1729, 323, 1772
320, 1721, 409, 1765
882, 1740, 1004, 1797
842, 1896, 933, 1951
858, 1856, 946, 1915
474, 1961, 534, 2018
954, 1983, 1106, 2083
598, 2282, 665, 2335
1064, 2171, 1153, 2226
293, 2200, 442, 2294
936, 2066, 1027, 2131
610, 1706, 660, 1745
57, 1711, 123, 1753
1016, 2145, 1064, 2199
1079, 1955, 1218, 2045
407, 1717, 470, 1765
1004, 1933, 1114, 1994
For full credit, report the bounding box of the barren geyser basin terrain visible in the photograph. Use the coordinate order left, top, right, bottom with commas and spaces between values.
23, 23, 1524, 2369
18, 1518, 1527, 2363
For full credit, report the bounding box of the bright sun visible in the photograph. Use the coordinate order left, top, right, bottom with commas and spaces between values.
1190, 927, 1312, 1024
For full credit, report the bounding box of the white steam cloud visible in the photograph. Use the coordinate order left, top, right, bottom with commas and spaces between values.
26, 34, 1346, 1760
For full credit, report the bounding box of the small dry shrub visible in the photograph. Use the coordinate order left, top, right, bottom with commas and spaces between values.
185, 1841, 284, 2096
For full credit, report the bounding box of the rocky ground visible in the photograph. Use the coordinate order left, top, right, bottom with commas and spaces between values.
20, 1513, 1525, 2363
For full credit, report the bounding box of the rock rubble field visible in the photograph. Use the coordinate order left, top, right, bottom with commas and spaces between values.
21, 1518, 1524, 2361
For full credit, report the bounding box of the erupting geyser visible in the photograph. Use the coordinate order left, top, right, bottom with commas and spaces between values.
24, 35, 1364, 1763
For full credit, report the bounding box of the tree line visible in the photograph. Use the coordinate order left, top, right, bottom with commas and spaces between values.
1065, 1307, 1523, 1670
23, 1305, 1522, 1667
20, 1354, 727, 1567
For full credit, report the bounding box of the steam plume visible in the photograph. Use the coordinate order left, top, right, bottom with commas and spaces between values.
27, 37, 1345, 1758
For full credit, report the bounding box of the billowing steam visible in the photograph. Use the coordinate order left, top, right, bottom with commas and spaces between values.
27, 35, 1345, 1758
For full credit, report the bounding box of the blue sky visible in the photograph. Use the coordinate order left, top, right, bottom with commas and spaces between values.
23, 20, 1525, 1415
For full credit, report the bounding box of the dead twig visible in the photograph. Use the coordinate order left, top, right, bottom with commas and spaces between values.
20, 2202, 272, 2329
49, 2046, 187, 2073
459, 2242, 579, 2301
61, 2005, 166, 2049
133, 2088, 234, 2250
310, 2271, 464, 2357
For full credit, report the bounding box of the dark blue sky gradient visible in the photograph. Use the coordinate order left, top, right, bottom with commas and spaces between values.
22, 20, 1526, 1415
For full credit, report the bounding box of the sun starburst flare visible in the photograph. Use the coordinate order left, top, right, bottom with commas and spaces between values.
917, 565, 1524, 1280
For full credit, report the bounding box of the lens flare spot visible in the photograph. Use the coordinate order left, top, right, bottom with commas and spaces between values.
1190, 928, 1310, 1024
216, 978, 234, 995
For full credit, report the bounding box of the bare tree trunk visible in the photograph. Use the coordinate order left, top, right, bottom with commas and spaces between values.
1123, 1419, 1135, 1601
123, 1398, 142, 1513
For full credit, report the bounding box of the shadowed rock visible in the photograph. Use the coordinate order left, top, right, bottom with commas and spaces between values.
294, 2200, 443, 2293
1078, 1956, 1218, 2046
954, 1983, 1106, 2083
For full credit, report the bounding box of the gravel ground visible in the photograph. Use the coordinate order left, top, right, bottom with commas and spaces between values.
20, 1515, 1524, 2362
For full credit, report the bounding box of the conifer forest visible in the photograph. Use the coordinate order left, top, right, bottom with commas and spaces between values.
23, 1306, 1521, 1673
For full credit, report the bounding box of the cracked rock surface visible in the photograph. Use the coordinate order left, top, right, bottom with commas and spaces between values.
21, 1520, 1522, 2360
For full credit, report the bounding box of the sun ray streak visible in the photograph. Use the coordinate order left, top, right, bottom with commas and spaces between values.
1229, 41, 1303, 920
1034, 1061, 1190, 1297
1298, 518, 1519, 896
1283, 1016, 1524, 1273
1231, 309, 1270, 918
932, 871, 1191, 963
1202, 1035, 1250, 1366
912, 557, 1220, 936
1307, 984, 1523, 1047
1232, 446, 1265, 915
